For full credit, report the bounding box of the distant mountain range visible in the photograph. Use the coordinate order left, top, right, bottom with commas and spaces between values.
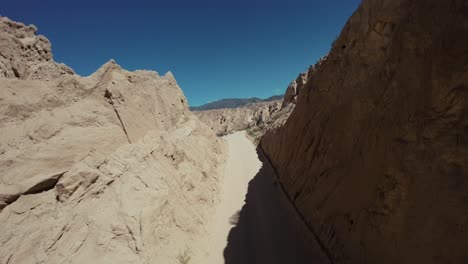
190, 94, 283, 111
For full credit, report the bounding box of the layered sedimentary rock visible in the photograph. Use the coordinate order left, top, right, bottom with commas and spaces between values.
261, 0, 468, 263
0, 17, 226, 263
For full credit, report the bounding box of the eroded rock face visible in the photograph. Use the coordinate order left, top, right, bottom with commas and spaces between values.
261, 0, 468, 263
194, 100, 282, 137
194, 66, 317, 141
0, 18, 226, 263
282, 57, 326, 108
0, 16, 74, 80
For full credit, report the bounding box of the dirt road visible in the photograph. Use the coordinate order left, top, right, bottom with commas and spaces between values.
198, 131, 327, 263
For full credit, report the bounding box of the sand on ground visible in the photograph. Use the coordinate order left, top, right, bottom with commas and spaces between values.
193, 131, 262, 263
193, 130, 328, 264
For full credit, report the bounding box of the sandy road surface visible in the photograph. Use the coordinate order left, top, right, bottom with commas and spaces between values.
196, 131, 262, 263
196, 131, 327, 263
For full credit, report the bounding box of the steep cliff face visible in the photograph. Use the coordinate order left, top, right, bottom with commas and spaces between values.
0, 17, 226, 263
261, 0, 468, 263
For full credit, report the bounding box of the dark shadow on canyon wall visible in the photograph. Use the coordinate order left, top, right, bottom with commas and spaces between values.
223, 146, 329, 264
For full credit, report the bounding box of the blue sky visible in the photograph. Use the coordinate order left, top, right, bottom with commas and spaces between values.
1, 0, 361, 106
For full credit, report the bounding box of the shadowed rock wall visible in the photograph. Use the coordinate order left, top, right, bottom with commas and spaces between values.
261, 0, 468, 263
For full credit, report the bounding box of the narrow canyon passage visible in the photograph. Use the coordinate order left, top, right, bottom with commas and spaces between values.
199, 131, 328, 263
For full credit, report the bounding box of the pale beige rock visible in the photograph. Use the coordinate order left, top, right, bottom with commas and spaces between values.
0, 119, 226, 264
0, 17, 226, 264
0, 60, 190, 205
0, 16, 73, 80
194, 63, 320, 143
194, 100, 282, 137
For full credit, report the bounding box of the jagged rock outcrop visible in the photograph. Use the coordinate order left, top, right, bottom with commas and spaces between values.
0, 17, 74, 80
282, 72, 307, 107
194, 100, 282, 137
261, 0, 468, 263
194, 67, 316, 141
282, 56, 327, 108
0, 18, 226, 263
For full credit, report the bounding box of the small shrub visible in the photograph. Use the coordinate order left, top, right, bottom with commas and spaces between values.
177, 249, 191, 264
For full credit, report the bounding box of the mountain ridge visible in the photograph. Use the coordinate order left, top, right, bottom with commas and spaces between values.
190, 94, 283, 111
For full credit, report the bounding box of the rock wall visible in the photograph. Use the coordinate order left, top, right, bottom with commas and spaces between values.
0, 17, 226, 263
261, 0, 468, 263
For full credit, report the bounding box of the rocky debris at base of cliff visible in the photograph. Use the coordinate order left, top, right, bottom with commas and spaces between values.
261, 0, 468, 263
0, 17, 226, 264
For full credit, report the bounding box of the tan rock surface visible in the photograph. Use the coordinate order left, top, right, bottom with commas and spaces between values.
0, 17, 73, 80
0, 17, 226, 263
194, 100, 282, 137
261, 0, 468, 263
194, 66, 317, 142
194, 57, 330, 143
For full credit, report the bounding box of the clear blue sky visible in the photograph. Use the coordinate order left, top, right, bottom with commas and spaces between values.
1, 0, 361, 106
